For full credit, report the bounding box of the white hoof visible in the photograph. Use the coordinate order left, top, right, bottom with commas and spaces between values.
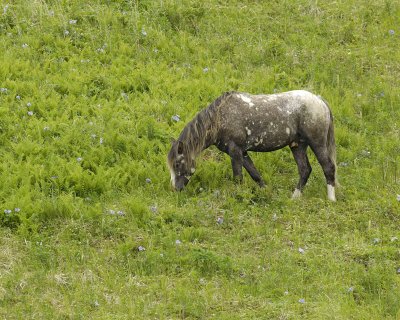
292, 188, 302, 199
327, 185, 336, 201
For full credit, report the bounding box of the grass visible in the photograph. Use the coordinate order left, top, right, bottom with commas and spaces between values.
0, 0, 399, 318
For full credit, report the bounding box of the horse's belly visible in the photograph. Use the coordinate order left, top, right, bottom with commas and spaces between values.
243, 122, 295, 152
246, 136, 290, 152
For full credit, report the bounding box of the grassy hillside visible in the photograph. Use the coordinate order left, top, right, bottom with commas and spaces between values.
0, 0, 399, 318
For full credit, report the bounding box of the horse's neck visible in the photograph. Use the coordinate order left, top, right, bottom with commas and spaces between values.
200, 110, 218, 151
203, 131, 216, 150
190, 128, 214, 157
186, 109, 218, 156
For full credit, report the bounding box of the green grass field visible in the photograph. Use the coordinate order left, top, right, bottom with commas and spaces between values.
1, 0, 399, 318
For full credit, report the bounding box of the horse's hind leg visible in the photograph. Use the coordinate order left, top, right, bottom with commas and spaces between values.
290, 142, 312, 198
311, 145, 336, 201
243, 152, 265, 187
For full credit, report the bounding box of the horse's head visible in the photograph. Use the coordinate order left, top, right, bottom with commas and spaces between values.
167, 140, 196, 191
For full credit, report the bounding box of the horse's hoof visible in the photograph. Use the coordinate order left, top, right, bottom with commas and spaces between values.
327, 185, 336, 201
291, 189, 302, 199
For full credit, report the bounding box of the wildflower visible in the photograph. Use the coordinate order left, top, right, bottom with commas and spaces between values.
14, 208, 21, 213
391, 236, 398, 242
272, 213, 278, 221
4, 209, 12, 214
43, 126, 50, 131
284, 290, 289, 295
117, 210, 125, 216
153, 48, 159, 53
203, 67, 209, 73
298, 298, 305, 304
69, 19, 77, 24
99, 137, 104, 145
298, 247, 305, 254
145, 178, 151, 183
16, 95, 21, 100
93, 300, 100, 307
26, 102, 31, 107
27, 111, 33, 116
361, 150, 371, 157
339, 162, 349, 167
3, 4, 9, 15
48, 10, 54, 17
138, 246, 145, 252
141, 29, 147, 36
22, 43, 28, 48
396, 194, 400, 202
397, 267, 400, 274
171, 115, 180, 122
373, 238, 380, 244
150, 205, 157, 213
108, 209, 115, 215
0, 88, 8, 93
389, 30, 395, 35
175, 239, 181, 245
77, 157, 83, 162
64, 30, 69, 36
347, 287, 354, 293
121, 92, 128, 101
91, 134, 97, 139
216, 216, 224, 225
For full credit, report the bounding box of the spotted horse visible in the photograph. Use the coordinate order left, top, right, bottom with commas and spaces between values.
167, 90, 337, 201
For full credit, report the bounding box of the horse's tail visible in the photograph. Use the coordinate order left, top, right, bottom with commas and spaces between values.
319, 95, 338, 186
326, 107, 339, 187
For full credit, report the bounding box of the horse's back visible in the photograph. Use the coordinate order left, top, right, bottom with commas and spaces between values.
221, 90, 330, 125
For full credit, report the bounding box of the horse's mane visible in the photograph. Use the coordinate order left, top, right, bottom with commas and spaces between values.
178, 91, 235, 164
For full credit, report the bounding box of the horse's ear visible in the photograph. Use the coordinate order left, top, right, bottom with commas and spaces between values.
177, 140, 184, 154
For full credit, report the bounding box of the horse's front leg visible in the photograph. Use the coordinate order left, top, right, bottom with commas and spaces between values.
243, 152, 265, 187
228, 143, 244, 183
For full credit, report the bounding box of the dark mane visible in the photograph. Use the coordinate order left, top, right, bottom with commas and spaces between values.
177, 91, 235, 165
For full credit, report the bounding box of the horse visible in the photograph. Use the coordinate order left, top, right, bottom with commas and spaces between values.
167, 90, 337, 201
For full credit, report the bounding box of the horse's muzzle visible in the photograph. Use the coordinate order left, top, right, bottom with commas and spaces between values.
174, 177, 189, 191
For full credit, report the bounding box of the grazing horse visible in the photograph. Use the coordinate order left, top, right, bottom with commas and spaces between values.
167, 90, 337, 201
